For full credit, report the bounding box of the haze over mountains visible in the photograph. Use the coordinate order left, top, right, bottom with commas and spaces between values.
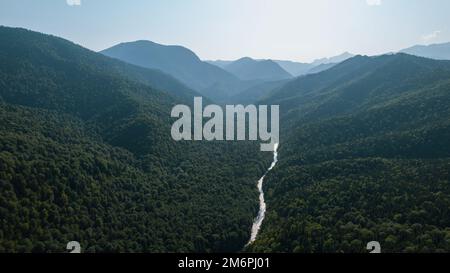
207, 57, 294, 81
101, 38, 450, 105
302, 62, 337, 75
101, 40, 244, 101
400, 42, 450, 60
270, 60, 313, 77
221, 57, 292, 81
210, 52, 355, 77
102, 41, 295, 103
101, 40, 358, 103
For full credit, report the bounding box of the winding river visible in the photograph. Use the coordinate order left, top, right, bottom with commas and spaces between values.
247, 143, 279, 245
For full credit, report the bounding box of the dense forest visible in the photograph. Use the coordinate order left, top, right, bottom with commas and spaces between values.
248, 54, 450, 253
2, 26, 450, 254
0, 27, 271, 252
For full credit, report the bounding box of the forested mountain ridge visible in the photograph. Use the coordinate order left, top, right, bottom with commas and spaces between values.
0, 26, 271, 252
3, 25, 450, 254
101, 40, 249, 102
248, 53, 450, 253
264, 54, 450, 123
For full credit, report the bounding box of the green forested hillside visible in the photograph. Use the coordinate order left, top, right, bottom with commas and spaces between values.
249, 54, 450, 253
263, 54, 450, 124
3, 25, 450, 254
250, 158, 450, 253
0, 27, 270, 252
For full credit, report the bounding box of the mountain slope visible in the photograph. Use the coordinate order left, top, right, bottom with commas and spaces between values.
0, 26, 270, 253
248, 53, 450, 253
101, 40, 242, 101
264, 54, 450, 122
272, 52, 353, 77
311, 52, 354, 66
273, 60, 313, 77
228, 79, 290, 104
223, 57, 293, 81
305, 62, 337, 74
401, 42, 450, 60
206, 60, 233, 69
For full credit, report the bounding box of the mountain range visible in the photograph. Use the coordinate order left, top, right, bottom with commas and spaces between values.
249, 53, 450, 252
2, 26, 450, 253
101, 40, 245, 102
0, 26, 269, 252
400, 42, 450, 60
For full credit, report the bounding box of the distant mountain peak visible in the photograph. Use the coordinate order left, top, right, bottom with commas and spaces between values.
101, 40, 240, 101
400, 41, 450, 60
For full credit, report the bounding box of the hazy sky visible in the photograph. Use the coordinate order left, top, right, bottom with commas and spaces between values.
1, 0, 450, 62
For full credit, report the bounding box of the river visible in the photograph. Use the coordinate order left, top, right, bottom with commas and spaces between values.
247, 143, 279, 246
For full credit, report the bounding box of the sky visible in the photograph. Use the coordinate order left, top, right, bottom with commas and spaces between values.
1, 0, 450, 62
